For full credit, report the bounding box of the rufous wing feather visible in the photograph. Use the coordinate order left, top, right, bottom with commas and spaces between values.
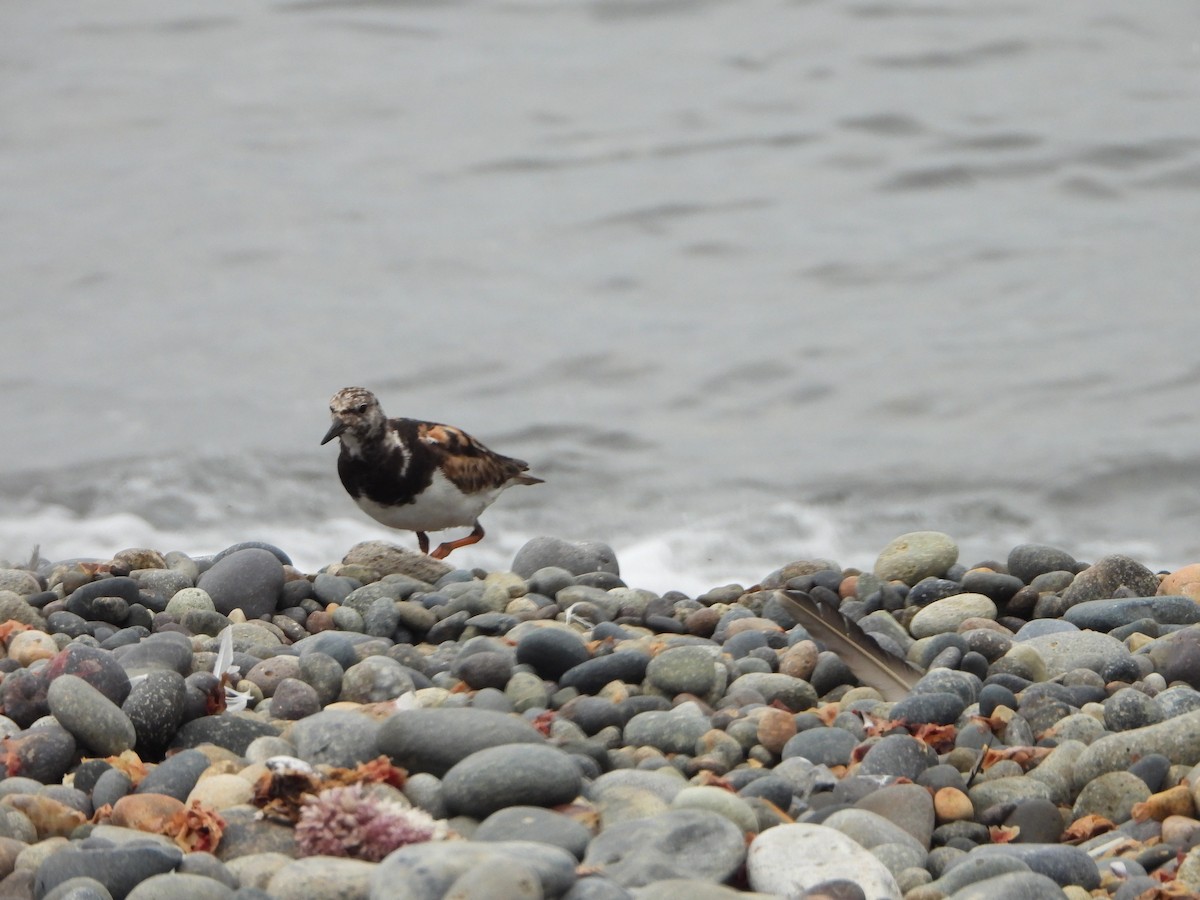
776, 590, 924, 703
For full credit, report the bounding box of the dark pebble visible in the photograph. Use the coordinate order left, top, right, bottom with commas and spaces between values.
443, 744, 584, 819
781, 728, 857, 767
211, 541, 292, 567
1007, 544, 1078, 584
978, 683, 1019, 717
474, 806, 593, 860
856, 734, 937, 781
122, 670, 187, 755
890, 691, 966, 726
378, 708, 546, 777
0, 668, 49, 727
511, 537, 620, 578
289, 709, 381, 768
170, 712, 281, 756
961, 570, 1024, 603
45, 645, 132, 707
1003, 798, 1065, 844
268, 678, 322, 720
2, 725, 75, 784
906, 578, 963, 607
136, 749, 211, 801
453, 650, 515, 691
559, 652, 650, 695
1128, 753, 1172, 793
34, 841, 183, 899
196, 549, 284, 619
92, 767, 133, 808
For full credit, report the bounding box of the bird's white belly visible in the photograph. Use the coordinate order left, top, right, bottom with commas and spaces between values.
355, 469, 499, 532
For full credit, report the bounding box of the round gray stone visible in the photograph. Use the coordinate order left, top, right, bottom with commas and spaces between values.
583, 809, 745, 888
47, 674, 136, 757
196, 549, 284, 618
443, 743, 583, 819
512, 537, 620, 578
873, 532, 959, 586
377, 708, 545, 778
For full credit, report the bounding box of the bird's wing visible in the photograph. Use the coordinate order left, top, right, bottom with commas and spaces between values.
414, 420, 533, 493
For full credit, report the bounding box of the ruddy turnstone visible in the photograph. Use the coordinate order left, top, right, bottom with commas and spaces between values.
320, 386, 543, 559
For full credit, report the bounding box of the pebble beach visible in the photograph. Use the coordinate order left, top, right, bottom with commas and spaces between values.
2, 533, 1200, 900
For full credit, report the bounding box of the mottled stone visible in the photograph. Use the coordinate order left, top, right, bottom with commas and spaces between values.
873, 532, 958, 586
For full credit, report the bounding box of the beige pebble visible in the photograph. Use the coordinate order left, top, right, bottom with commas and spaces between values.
0, 795, 86, 839
933, 787, 974, 823
778, 641, 819, 681
6, 631, 58, 666
1159, 563, 1200, 600
110, 794, 186, 833
753, 708, 797, 755
724, 617, 783, 637
1162, 814, 1200, 847
187, 773, 254, 810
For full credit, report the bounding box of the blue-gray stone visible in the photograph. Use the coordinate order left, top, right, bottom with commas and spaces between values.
443, 743, 583, 819
196, 549, 284, 618
377, 708, 545, 777
582, 809, 745, 888
1064, 596, 1200, 632
34, 843, 184, 900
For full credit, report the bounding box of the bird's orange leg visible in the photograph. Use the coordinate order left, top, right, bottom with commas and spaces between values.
431, 522, 485, 560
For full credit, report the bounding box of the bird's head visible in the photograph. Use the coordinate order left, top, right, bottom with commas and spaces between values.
321, 386, 387, 447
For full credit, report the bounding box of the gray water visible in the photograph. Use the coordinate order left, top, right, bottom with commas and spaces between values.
4, 1, 1200, 592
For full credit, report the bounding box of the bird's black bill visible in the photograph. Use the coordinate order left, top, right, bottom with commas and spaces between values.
320, 421, 347, 445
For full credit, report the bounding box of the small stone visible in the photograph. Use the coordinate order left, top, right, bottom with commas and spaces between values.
33, 843, 184, 900
933, 787, 973, 823
511, 537, 620, 578
121, 671, 187, 755
342, 541, 452, 582
560, 652, 651, 694
265, 857, 375, 900
873, 532, 958, 586
188, 773, 253, 811
645, 646, 721, 699
7, 631, 58, 666
443, 743, 583, 819
269, 679, 322, 720
474, 806, 593, 859
747, 823, 901, 898
371, 841, 577, 899
624, 706, 711, 755
583, 809, 745, 888
1072, 771, 1152, 824
1060, 554, 1159, 606
1160, 564, 1200, 601
290, 709, 381, 768
46, 675, 135, 757
377, 708, 545, 778
1, 726, 75, 785
110, 794, 186, 834
170, 713, 281, 757
126, 872, 234, 900
196, 549, 284, 618
136, 749, 213, 801
909, 594, 997, 638
1007, 544, 1078, 584
671, 785, 758, 834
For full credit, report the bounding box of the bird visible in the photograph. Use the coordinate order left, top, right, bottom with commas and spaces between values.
320, 386, 543, 559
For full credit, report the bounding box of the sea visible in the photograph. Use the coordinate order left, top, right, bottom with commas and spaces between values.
4, 1, 1200, 595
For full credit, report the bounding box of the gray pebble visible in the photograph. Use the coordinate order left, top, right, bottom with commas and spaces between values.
443, 743, 583, 819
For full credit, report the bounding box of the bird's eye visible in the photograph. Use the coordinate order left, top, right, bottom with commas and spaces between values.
355, 404, 368, 414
